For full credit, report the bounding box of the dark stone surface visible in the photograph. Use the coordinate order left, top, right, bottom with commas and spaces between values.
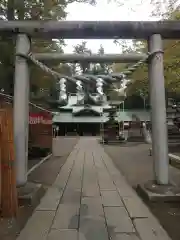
18, 182, 45, 206
137, 183, 180, 202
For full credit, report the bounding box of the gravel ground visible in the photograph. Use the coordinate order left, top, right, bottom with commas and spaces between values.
104, 142, 180, 240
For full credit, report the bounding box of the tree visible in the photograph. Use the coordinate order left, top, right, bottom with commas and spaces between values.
96, 44, 109, 74
112, 7, 180, 103
0, 0, 66, 95
73, 41, 92, 74
0, 0, 97, 99
150, 0, 180, 18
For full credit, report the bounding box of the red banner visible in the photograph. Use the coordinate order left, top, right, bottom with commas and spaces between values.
29, 112, 52, 125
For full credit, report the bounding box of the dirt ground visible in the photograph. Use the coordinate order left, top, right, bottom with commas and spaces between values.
104, 142, 180, 240
0, 137, 79, 240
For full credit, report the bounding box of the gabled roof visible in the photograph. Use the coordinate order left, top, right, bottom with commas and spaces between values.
73, 106, 103, 116
53, 112, 109, 123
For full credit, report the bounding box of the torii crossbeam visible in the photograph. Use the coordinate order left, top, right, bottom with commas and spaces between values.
11, 20, 171, 189
0, 20, 180, 39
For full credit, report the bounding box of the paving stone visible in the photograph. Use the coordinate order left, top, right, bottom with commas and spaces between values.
122, 196, 150, 219
80, 197, 104, 218
94, 161, 107, 170
102, 155, 124, 177
79, 197, 109, 240
36, 187, 63, 211
111, 233, 140, 240
115, 179, 138, 198
17, 138, 172, 240
60, 188, 81, 204
100, 155, 138, 198
83, 168, 97, 181
67, 178, 82, 190
65, 158, 84, 190
83, 175, 99, 196
79, 219, 109, 240
98, 173, 116, 190
101, 191, 123, 207
83, 171, 97, 184
16, 210, 55, 240
98, 179, 116, 190
93, 149, 118, 191
52, 204, 79, 229
104, 207, 135, 235
133, 218, 171, 240
93, 157, 107, 171
47, 229, 78, 240
53, 159, 74, 190
82, 183, 100, 197
82, 155, 100, 196
53, 174, 70, 190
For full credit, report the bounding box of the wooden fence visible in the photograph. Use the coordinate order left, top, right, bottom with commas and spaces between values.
0, 96, 53, 217
0, 106, 18, 217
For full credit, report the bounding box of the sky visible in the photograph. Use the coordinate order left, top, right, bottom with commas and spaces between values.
63, 0, 158, 54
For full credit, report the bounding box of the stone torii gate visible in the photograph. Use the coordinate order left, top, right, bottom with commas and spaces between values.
2, 20, 179, 195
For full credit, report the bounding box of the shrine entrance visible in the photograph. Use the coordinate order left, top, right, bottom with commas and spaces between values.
2, 20, 180, 187
77, 123, 100, 136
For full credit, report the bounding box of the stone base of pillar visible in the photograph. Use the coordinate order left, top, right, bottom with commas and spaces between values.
137, 180, 180, 202
17, 182, 45, 206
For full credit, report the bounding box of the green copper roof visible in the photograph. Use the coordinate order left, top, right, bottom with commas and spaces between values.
53, 110, 150, 123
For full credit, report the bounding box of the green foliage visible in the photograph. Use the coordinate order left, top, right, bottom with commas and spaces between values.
73, 41, 92, 73
150, 0, 179, 18
0, 0, 97, 99
72, 41, 111, 75
112, 7, 180, 101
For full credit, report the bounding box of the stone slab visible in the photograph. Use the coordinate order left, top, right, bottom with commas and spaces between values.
82, 184, 100, 197
104, 207, 135, 236
98, 174, 116, 190
98, 180, 116, 190
122, 196, 150, 218
111, 233, 140, 240
101, 191, 123, 207
80, 197, 104, 218
115, 180, 138, 198
52, 204, 79, 229
17, 138, 172, 240
103, 161, 122, 177
36, 187, 63, 211
105, 166, 139, 198
47, 229, 78, 240
79, 183, 109, 240
137, 184, 180, 202
60, 189, 81, 204
65, 169, 84, 190
53, 162, 74, 190
133, 218, 171, 240
82, 161, 100, 196
18, 182, 45, 206
79, 219, 109, 240
79, 197, 109, 240
66, 176, 82, 189
16, 210, 55, 240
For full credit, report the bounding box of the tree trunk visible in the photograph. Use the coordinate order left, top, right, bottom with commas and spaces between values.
7, 0, 14, 20
16, 1, 25, 20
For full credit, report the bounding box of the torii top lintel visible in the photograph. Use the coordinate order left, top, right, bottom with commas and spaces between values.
1, 20, 180, 39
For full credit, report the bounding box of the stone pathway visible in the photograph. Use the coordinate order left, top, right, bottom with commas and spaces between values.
16, 138, 171, 240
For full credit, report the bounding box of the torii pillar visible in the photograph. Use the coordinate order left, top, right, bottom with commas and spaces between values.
14, 34, 30, 186
148, 34, 169, 185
